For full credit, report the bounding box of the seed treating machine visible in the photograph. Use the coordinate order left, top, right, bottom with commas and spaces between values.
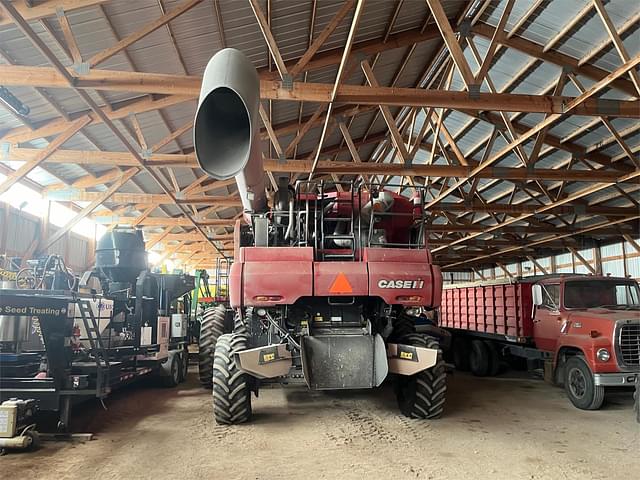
0, 230, 194, 437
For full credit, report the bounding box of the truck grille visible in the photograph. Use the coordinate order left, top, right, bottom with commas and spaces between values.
618, 322, 640, 367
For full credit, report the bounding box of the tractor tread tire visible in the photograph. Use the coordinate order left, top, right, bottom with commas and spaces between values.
395, 333, 447, 420
198, 305, 227, 389
390, 312, 416, 343
212, 333, 252, 425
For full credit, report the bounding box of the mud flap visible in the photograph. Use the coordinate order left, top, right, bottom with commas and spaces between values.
387, 343, 437, 376
235, 344, 292, 379
301, 334, 388, 390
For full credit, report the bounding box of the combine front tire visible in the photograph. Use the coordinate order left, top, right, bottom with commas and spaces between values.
212, 333, 252, 425
198, 305, 227, 388
395, 334, 447, 419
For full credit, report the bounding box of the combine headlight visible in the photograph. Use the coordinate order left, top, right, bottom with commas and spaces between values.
596, 348, 610, 362
256, 308, 267, 317
405, 307, 422, 317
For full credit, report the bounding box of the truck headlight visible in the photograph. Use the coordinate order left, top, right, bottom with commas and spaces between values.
596, 348, 610, 362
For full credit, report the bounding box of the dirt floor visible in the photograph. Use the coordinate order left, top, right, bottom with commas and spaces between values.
2, 368, 638, 480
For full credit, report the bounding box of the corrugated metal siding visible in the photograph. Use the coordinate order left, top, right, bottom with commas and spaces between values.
452, 239, 640, 283
0, 203, 91, 272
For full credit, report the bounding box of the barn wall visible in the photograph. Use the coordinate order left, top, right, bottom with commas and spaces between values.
0, 202, 95, 274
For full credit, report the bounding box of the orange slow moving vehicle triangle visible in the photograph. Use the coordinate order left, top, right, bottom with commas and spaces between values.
329, 272, 353, 294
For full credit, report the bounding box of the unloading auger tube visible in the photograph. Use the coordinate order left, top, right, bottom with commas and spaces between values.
194, 48, 266, 214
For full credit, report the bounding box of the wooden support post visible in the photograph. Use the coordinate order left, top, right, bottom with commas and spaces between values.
594, 245, 603, 275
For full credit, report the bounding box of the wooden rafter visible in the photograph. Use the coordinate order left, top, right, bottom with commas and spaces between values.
0, 116, 90, 196
424, 0, 475, 89
0, 0, 107, 26
42, 168, 139, 250
88, 0, 203, 67
311, 0, 366, 175
3, 65, 638, 116
592, 0, 640, 96
248, 0, 288, 79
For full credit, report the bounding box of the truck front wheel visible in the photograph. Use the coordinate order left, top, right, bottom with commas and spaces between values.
564, 356, 605, 410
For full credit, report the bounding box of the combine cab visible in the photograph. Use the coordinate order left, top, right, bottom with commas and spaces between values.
194, 49, 446, 424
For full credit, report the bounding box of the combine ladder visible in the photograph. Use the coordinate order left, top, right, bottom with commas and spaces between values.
319, 181, 357, 261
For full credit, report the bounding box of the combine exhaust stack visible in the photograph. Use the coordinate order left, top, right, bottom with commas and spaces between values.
194, 48, 266, 213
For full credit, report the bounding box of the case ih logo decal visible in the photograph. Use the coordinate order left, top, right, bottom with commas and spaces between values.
378, 279, 424, 289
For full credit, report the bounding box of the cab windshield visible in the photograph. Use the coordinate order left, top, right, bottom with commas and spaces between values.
564, 280, 640, 309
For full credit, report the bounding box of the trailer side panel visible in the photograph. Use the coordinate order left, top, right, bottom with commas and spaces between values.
441, 282, 534, 339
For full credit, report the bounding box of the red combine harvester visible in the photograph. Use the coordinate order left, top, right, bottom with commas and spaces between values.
194, 49, 446, 424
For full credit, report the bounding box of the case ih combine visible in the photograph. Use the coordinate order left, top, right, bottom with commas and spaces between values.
194, 49, 446, 424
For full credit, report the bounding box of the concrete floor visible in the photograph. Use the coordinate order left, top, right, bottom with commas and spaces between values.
3, 369, 638, 480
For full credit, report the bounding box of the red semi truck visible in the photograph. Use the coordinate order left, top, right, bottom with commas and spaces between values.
440, 274, 640, 410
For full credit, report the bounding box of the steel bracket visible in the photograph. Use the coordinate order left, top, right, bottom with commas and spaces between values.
282, 74, 294, 90
596, 99, 620, 116
73, 62, 90, 75
458, 19, 472, 38
0, 142, 10, 160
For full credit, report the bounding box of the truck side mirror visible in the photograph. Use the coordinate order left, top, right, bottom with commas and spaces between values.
532, 284, 543, 306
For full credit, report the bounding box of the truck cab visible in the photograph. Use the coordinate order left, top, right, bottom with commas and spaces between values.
532, 275, 640, 409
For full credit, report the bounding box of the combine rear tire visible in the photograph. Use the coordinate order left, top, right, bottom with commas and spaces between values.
212, 333, 252, 425
395, 334, 447, 419
198, 305, 227, 388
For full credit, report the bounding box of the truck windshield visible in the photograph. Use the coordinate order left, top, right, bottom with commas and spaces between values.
564, 280, 640, 309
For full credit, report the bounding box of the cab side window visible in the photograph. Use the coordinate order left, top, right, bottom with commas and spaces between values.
541, 284, 560, 310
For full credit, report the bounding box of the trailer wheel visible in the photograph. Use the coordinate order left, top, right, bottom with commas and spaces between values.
178, 347, 189, 383
452, 337, 470, 371
564, 356, 604, 410
469, 339, 490, 377
395, 334, 447, 419
161, 351, 181, 388
485, 341, 502, 376
25, 430, 41, 450
212, 333, 252, 425
198, 304, 228, 388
